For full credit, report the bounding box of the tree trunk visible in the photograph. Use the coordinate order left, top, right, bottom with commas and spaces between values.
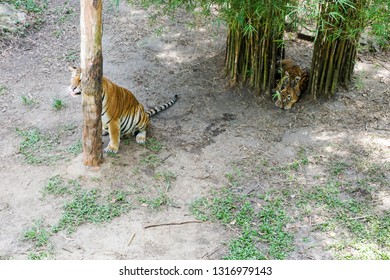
80, 0, 103, 167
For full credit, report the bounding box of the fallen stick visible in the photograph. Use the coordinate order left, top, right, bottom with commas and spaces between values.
127, 233, 136, 246
144, 220, 204, 229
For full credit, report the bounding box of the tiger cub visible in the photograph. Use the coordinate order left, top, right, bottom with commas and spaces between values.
274, 59, 309, 110
68, 66, 177, 153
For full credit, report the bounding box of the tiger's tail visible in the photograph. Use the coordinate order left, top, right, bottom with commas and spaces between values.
146, 95, 178, 117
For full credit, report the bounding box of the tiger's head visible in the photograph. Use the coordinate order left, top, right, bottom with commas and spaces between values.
68, 66, 82, 96
274, 73, 302, 110
275, 86, 300, 110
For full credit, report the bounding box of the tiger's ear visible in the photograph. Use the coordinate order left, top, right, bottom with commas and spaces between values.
68, 66, 81, 73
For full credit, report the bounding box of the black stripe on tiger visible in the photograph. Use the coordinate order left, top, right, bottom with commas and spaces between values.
146, 95, 178, 117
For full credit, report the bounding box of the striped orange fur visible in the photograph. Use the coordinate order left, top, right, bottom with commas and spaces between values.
69, 66, 177, 153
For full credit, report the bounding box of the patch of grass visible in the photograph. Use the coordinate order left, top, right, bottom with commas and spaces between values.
354, 72, 365, 91
289, 148, 309, 171
257, 197, 294, 260
140, 154, 161, 168
4, 0, 49, 34
225, 230, 266, 260
144, 137, 162, 152
0, 85, 6, 96
43, 175, 72, 196
329, 161, 350, 176
225, 167, 242, 188
139, 191, 171, 211
23, 219, 53, 260
16, 127, 63, 164
297, 181, 390, 259
154, 171, 176, 190
56, 2, 76, 23
52, 98, 66, 110
192, 188, 294, 259
53, 188, 132, 234
63, 50, 78, 62
9, 0, 48, 14
16, 126, 83, 164
190, 197, 209, 222
67, 139, 82, 156
21, 95, 36, 106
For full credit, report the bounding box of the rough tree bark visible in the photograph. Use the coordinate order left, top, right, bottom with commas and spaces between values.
80, 0, 103, 167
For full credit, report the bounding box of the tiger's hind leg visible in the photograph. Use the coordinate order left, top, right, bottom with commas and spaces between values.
135, 130, 146, 144
102, 122, 109, 136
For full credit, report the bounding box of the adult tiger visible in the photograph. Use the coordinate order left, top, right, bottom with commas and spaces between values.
273, 59, 309, 110
68, 66, 178, 153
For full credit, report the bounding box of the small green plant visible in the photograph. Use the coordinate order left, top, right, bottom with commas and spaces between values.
330, 161, 350, 176
57, 3, 76, 23
0, 85, 6, 96
67, 139, 83, 156
144, 137, 162, 152
154, 26, 164, 37
354, 73, 365, 90
10, 0, 48, 13
190, 197, 210, 221
52, 98, 66, 110
225, 167, 242, 188
21, 95, 36, 106
43, 175, 71, 196
154, 171, 176, 190
139, 191, 171, 210
23, 219, 53, 260
140, 154, 161, 167
23, 220, 51, 247
63, 50, 78, 62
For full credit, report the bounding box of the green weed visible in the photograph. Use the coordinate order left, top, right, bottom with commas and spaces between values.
21, 95, 36, 106
154, 171, 176, 190
192, 188, 294, 259
0, 85, 6, 96
67, 139, 83, 156
53, 188, 132, 234
225, 230, 266, 260
139, 191, 171, 210
16, 127, 63, 164
10, 0, 48, 13
52, 98, 66, 110
140, 154, 161, 167
190, 197, 209, 221
144, 137, 162, 152
63, 50, 78, 62
43, 175, 71, 196
23, 219, 53, 260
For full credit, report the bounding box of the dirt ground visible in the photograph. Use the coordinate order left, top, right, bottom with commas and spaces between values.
0, 1, 389, 260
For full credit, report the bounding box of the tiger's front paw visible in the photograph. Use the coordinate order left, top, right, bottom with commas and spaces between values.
104, 145, 118, 153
